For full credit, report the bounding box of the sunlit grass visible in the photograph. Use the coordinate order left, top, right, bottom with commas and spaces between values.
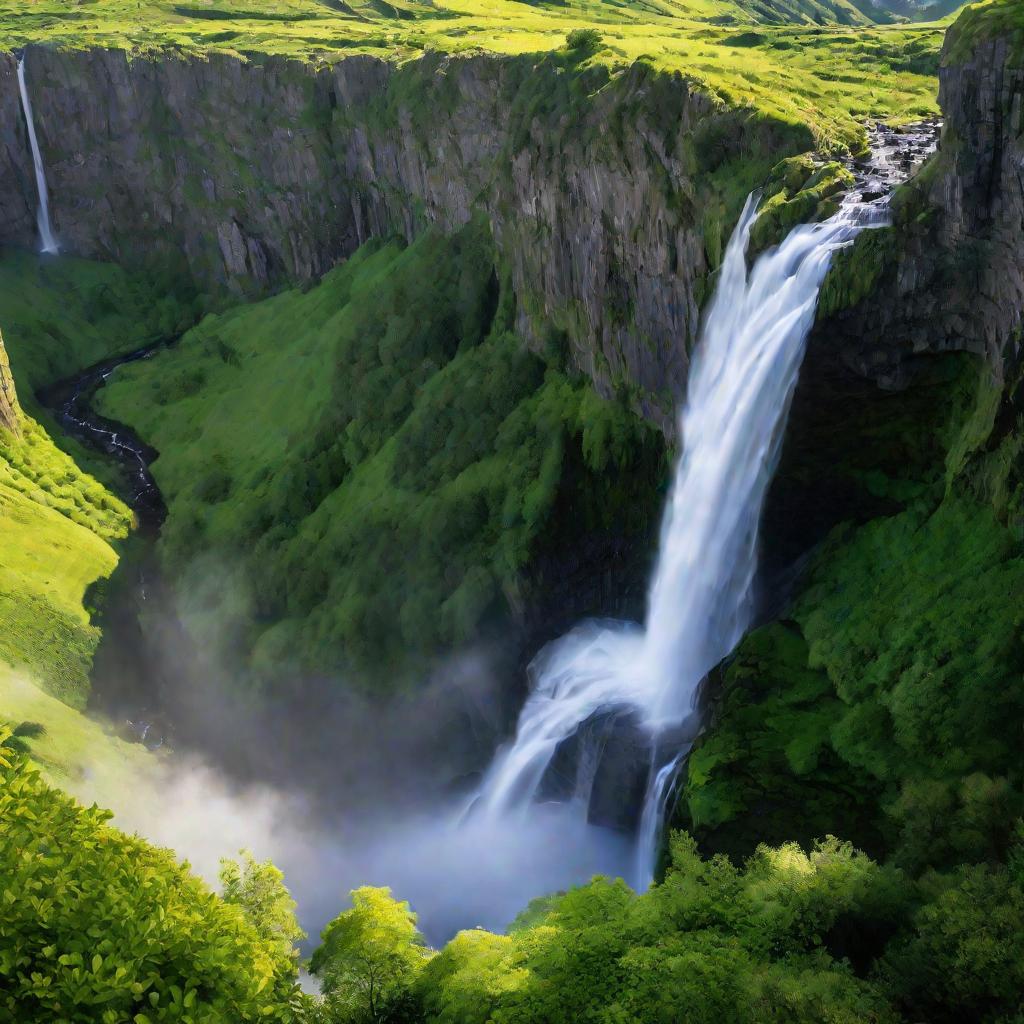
0, 0, 951, 151
0, 662, 154, 792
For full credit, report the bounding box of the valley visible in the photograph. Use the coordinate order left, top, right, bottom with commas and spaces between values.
0, 0, 1022, 1021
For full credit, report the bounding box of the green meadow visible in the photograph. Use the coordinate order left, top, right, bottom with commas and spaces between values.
0, 0, 953, 151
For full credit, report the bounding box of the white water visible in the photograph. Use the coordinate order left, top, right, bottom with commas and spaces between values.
16, 56, 59, 255
472, 193, 886, 889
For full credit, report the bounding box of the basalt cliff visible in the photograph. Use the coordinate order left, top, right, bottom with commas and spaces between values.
0, 48, 807, 429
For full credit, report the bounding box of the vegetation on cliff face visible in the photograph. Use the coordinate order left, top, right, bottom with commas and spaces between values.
943, 0, 1024, 61
676, 346, 1024, 877
97, 223, 666, 690
0, 354, 130, 702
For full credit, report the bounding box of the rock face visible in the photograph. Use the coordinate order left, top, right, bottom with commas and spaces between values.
0, 48, 803, 429
0, 331, 21, 434
812, 31, 1024, 389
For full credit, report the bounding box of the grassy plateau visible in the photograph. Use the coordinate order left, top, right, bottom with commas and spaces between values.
0, 0, 956, 152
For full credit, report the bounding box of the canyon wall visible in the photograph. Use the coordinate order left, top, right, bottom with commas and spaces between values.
0, 331, 20, 434
816, 30, 1024, 388
0, 48, 803, 429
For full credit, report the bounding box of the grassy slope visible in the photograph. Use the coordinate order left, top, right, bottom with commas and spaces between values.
0, 249, 194, 395
943, 0, 1024, 60
0, 426, 127, 706
98, 224, 666, 690
0, 0, 947, 152
0, 662, 153, 794
0, 252, 189, 704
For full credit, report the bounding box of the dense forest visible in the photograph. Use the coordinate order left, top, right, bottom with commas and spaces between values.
1, 0, 1022, 1020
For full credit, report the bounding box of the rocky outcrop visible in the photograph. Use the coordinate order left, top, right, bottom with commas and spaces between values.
0, 330, 21, 434
0, 48, 804, 428
762, 13, 1023, 580
813, 29, 1024, 389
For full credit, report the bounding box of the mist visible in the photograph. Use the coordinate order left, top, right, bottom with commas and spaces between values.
73, 741, 632, 947
80, 559, 635, 946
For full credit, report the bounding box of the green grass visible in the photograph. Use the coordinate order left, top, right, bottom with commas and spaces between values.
0, 253, 173, 705
98, 223, 666, 690
0, 662, 154, 795
0, 249, 195, 396
943, 0, 1024, 62
0, 415, 130, 705
0, 0, 951, 152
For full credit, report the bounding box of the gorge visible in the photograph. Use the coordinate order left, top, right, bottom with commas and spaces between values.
0, 0, 1023, 1020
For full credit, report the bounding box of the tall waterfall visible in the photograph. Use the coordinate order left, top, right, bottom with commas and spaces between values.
16, 56, 59, 255
472, 194, 885, 889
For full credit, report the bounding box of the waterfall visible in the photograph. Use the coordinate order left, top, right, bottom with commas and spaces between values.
16, 56, 59, 255
471, 193, 885, 889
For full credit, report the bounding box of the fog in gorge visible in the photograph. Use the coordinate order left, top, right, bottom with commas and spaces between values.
80, 646, 635, 947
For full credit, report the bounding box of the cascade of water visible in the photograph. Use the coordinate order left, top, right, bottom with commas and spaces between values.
472, 192, 886, 889
16, 55, 59, 255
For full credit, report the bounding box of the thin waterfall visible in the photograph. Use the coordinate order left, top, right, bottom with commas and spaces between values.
471, 193, 887, 889
16, 55, 59, 255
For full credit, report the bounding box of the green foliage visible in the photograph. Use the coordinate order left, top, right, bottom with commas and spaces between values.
678, 349, 1024, 873
412, 834, 903, 1024
750, 158, 854, 252
0, 415, 130, 703
682, 492, 1024, 872
100, 224, 665, 690
0, 249, 194, 397
371, 832, 1024, 1024
0, 728, 302, 1021
309, 886, 432, 1023
565, 28, 603, 51
879, 861, 1024, 1022
220, 849, 306, 961
0, 248, 191, 702
1, 719, 46, 755
944, 0, 1024, 64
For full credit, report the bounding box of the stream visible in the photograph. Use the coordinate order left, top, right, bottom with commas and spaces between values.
40, 338, 179, 745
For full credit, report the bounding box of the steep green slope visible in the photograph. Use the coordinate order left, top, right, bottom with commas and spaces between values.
0, 663, 153, 796
678, 356, 1024, 874
98, 223, 666, 691
0, 254, 195, 704
0, 341, 131, 703
0, 250, 193, 397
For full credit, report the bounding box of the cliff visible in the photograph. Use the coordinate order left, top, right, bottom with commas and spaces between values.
0, 330, 20, 434
0, 47, 804, 429
676, 3, 1024, 873
814, 22, 1024, 389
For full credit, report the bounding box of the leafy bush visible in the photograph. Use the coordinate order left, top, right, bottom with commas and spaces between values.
0, 729, 303, 1021
309, 887, 431, 1023
565, 28, 603, 51
407, 834, 902, 1024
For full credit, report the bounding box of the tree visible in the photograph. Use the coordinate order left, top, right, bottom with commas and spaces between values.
565, 28, 603, 51
0, 728, 301, 1021
309, 886, 432, 1023
220, 849, 306, 960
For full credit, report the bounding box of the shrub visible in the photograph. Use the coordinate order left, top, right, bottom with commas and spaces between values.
565, 28, 603, 52
0, 730, 303, 1021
